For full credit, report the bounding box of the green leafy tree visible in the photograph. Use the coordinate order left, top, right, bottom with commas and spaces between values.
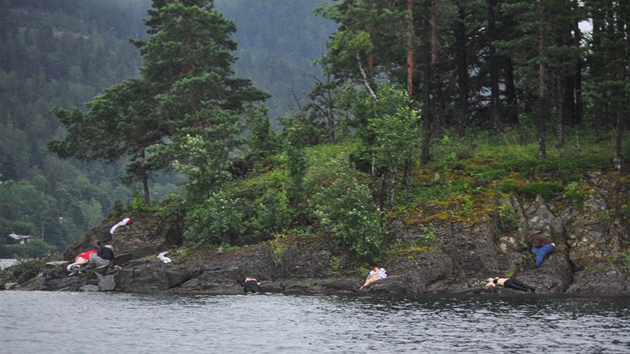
362, 84, 421, 207
154, 111, 243, 206
347, 83, 421, 207
309, 166, 385, 262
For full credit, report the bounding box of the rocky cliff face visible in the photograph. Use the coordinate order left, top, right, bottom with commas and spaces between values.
3, 172, 629, 296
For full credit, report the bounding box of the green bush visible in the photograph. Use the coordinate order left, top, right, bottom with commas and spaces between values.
0, 238, 55, 258
498, 203, 520, 232
242, 187, 292, 239
518, 181, 564, 200
562, 182, 585, 207
12, 257, 46, 281
498, 180, 520, 194
309, 171, 385, 262
270, 235, 288, 265
231, 173, 294, 241
186, 191, 244, 246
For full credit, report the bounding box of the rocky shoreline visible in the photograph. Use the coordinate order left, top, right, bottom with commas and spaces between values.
2, 172, 629, 296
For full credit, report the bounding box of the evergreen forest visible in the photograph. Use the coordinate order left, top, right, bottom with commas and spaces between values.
1, 0, 629, 263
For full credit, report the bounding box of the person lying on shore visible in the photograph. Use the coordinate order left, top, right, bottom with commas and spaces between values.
485, 277, 535, 292
88, 240, 115, 267
66, 249, 97, 272
241, 277, 262, 294
360, 267, 388, 289
531, 235, 556, 267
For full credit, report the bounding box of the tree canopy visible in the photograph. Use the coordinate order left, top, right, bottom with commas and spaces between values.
49, 0, 269, 206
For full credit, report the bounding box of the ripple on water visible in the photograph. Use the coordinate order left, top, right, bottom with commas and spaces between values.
1, 292, 629, 353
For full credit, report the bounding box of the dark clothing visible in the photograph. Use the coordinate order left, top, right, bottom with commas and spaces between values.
243, 280, 260, 294
97, 246, 114, 261
504, 278, 535, 292
532, 235, 553, 248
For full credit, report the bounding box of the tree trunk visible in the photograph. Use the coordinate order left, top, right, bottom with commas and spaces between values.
555, 75, 565, 148
140, 147, 151, 206
614, 92, 623, 172
407, 0, 414, 98
572, 0, 583, 125
537, 1, 547, 160
504, 58, 519, 125
389, 165, 397, 206
487, 0, 500, 131
421, 0, 432, 165
455, 1, 469, 131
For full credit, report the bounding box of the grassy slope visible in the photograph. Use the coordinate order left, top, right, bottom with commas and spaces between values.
299, 127, 630, 227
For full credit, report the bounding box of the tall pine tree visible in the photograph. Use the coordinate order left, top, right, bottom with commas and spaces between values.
49, 0, 269, 205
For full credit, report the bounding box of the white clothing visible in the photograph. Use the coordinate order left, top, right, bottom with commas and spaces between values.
367, 268, 387, 280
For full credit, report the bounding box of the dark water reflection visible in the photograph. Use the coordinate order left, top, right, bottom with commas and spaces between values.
1, 292, 629, 353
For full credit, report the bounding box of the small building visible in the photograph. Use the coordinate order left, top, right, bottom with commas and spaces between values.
6, 233, 31, 245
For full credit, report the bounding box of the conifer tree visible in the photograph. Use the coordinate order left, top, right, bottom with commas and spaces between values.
585, 0, 630, 171
49, 0, 268, 205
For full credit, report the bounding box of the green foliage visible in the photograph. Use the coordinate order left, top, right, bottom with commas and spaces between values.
216, 242, 239, 254
270, 235, 289, 265
498, 204, 520, 233
0, 238, 55, 259
11, 256, 46, 281
436, 138, 461, 174
562, 182, 585, 207
419, 225, 437, 247
285, 133, 309, 209
50, 0, 269, 206
598, 210, 612, 228
159, 114, 243, 202
0, 180, 79, 252
497, 180, 519, 194
130, 188, 150, 212
184, 172, 294, 247
329, 256, 342, 276
309, 166, 385, 262
357, 266, 371, 278
185, 191, 244, 247
245, 106, 279, 161
241, 186, 292, 240
505, 263, 517, 278
5, 0, 630, 268
471, 279, 488, 287
518, 181, 564, 200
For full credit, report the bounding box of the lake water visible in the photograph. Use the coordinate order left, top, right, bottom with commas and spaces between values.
0, 259, 17, 270
1, 291, 629, 353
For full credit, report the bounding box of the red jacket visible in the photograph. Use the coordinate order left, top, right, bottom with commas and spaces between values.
76, 249, 97, 260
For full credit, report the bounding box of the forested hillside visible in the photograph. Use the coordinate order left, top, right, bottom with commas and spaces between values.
216, 0, 337, 121
0, 0, 334, 256
1, 0, 628, 265
0, 0, 149, 255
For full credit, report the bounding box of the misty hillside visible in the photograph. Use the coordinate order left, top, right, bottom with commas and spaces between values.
0, 0, 335, 254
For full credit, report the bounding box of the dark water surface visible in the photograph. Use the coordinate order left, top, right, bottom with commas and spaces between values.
1, 291, 629, 353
